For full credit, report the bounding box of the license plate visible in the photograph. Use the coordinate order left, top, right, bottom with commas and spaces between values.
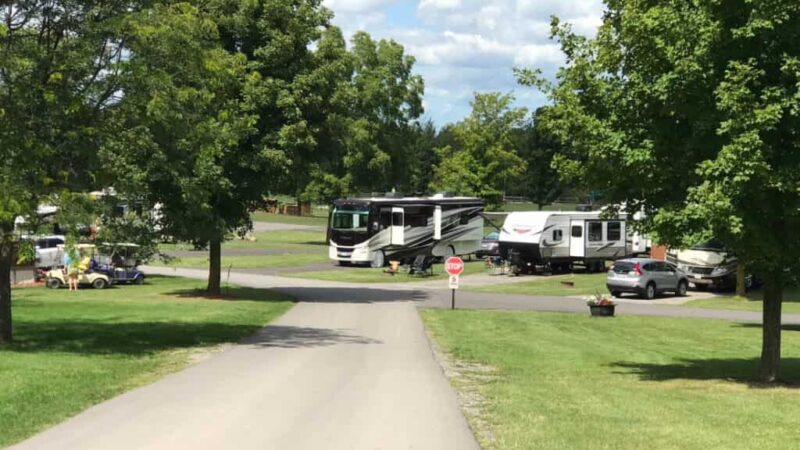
692, 274, 702, 279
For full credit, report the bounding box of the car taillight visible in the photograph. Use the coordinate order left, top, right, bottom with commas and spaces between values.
632, 262, 642, 276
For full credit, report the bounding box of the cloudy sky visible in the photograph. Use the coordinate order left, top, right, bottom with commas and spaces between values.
324, 0, 605, 126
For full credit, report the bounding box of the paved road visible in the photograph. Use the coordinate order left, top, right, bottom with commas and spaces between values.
13, 269, 478, 450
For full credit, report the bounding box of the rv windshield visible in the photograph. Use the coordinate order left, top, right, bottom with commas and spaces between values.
332, 206, 370, 231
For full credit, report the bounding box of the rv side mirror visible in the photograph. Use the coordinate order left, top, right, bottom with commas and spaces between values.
434, 206, 442, 240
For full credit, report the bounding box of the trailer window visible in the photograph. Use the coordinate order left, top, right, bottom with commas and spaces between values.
552, 229, 563, 242
392, 212, 404, 227
588, 222, 603, 242
607, 222, 621, 241
571, 226, 582, 238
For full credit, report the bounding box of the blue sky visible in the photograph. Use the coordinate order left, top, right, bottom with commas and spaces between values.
324, 0, 604, 126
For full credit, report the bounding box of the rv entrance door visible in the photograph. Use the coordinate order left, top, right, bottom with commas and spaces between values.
570, 220, 585, 258
391, 207, 405, 246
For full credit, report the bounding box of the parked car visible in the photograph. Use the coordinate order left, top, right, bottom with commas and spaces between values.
475, 231, 500, 258
606, 258, 689, 299
31, 235, 66, 279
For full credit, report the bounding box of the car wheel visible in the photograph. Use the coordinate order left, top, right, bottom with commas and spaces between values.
134, 275, 145, 285
370, 251, 386, 268
645, 282, 656, 300
46, 277, 62, 289
676, 280, 688, 297
92, 278, 108, 289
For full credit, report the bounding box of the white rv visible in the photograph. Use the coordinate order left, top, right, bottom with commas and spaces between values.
328, 194, 484, 268
498, 211, 639, 273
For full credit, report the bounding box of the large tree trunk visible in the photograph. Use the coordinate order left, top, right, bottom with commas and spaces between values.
759, 273, 783, 383
207, 238, 221, 296
736, 262, 746, 297
0, 238, 14, 344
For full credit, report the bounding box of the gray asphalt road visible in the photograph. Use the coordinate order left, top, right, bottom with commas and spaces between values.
13, 269, 478, 450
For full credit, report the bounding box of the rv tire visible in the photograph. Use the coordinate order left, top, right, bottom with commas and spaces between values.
370, 251, 386, 268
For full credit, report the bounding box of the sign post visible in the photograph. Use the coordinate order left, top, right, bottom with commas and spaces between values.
445, 256, 464, 310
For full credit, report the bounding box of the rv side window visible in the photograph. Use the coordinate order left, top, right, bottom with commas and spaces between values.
588, 222, 603, 242
607, 222, 621, 241
553, 229, 563, 242
571, 226, 582, 238
459, 213, 469, 225
392, 212, 404, 227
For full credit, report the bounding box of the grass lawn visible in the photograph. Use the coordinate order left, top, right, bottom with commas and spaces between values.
160, 230, 326, 253
468, 272, 607, 296
0, 276, 293, 448
422, 309, 800, 450
250, 211, 328, 226
683, 286, 800, 314
152, 252, 330, 270
285, 259, 488, 284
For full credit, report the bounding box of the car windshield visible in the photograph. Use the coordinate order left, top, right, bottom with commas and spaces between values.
690, 239, 724, 251
331, 206, 369, 231
485, 232, 499, 240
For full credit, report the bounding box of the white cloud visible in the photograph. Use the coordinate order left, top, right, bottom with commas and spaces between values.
328, 0, 605, 124
418, 0, 462, 11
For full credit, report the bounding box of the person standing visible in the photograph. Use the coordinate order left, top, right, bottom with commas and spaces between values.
63, 246, 78, 291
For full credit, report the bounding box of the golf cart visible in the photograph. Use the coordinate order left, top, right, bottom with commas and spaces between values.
45, 244, 112, 289
95, 243, 145, 285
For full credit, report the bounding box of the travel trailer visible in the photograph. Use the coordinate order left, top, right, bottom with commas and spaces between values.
328, 194, 484, 267
498, 211, 642, 274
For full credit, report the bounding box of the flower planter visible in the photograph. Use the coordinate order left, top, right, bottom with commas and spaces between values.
589, 304, 615, 317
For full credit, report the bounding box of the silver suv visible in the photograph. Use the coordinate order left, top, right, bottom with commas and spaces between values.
606, 258, 689, 299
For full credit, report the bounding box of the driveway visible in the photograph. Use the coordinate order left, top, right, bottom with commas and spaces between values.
13, 268, 478, 450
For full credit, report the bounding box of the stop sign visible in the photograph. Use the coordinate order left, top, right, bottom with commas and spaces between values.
445, 256, 464, 276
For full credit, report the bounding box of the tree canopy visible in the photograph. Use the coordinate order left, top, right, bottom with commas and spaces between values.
522, 0, 800, 382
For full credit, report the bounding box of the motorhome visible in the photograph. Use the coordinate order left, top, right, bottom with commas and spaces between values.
328, 194, 484, 267
666, 239, 740, 291
498, 211, 640, 273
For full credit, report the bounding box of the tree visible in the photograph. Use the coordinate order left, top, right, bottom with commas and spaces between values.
431, 92, 528, 208
103, 3, 256, 295
522, 1, 800, 382
0, 2, 130, 342
517, 107, 565, 209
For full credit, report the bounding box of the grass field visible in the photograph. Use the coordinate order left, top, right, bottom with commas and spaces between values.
153, 253, 330, 270
250, 211, 328, 226
285, 259, 488, 284
0, 276, 293, 448
468, 272, 607, 296
422, 309, 800, 450
160, 230, 326, 253
683, 286, 800, 313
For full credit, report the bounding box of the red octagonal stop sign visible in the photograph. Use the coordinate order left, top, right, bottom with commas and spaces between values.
445, 256, 464, 276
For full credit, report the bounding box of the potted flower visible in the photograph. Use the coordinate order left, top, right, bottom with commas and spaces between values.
585, 293, 616, 317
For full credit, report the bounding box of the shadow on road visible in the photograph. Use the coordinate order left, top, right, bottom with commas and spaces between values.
610, 358, 800, 388
245, 325, 382, 348
274, 287, 429, 304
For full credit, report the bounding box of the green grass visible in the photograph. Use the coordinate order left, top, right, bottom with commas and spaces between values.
160, 230, 326, 253
250, 212, 328, 226
0, 276, 293, 447
422, 309, 800, 450
285, 259, 488, 284
683, 286, 800, 313
469, 272, 607, 296
152, 252, 330, 270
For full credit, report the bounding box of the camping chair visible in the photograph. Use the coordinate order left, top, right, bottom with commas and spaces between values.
408, 255, 434, 277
